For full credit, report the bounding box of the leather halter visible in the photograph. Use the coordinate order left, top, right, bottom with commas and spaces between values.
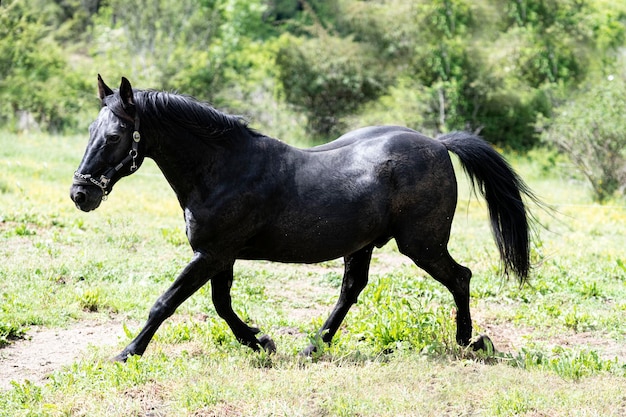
72, 106, 141, 198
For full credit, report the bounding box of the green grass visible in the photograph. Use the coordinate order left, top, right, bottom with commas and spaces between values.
1, 131, 626, 416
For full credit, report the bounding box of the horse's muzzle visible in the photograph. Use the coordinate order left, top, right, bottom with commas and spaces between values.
70, 184, 103, 212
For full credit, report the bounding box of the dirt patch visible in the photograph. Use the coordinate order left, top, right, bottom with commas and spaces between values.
0, 320, 126, 390
477, 318, 533, 355
474, 312, 626, 362
550, 330, 626, 361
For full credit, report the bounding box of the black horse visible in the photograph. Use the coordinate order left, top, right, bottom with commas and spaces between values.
70, 76, 537, 361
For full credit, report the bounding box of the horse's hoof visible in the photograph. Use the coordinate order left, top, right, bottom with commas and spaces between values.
300, 345, 316, 357
259, 334, 276, 354
470, 334, 495, 353
111, 351, 133, 363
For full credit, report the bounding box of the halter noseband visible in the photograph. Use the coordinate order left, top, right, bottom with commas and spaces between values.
73, 107, 141, 198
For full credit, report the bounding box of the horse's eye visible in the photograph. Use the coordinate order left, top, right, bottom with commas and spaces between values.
106, 134, 121, 144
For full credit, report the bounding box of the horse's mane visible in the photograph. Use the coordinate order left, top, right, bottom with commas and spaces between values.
106, 90, 256, 143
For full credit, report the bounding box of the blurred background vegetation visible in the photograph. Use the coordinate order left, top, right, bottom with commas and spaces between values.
1, 0, 625, 201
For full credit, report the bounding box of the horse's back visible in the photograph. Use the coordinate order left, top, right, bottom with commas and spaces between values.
307, 125, 427, 152
304, 126, 455, 184
310, 126, 455, 184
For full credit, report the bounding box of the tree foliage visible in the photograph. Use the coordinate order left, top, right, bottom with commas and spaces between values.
90, 0, 269, 101
541, 71, 626, 202
1, 0, 625, 164
0, 0, 92, 132
275, 33, 386, 138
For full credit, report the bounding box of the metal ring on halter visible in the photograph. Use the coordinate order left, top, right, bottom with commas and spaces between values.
130, 149, 139, 172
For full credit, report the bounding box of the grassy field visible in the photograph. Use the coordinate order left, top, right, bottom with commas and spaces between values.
1, 131, 625, 416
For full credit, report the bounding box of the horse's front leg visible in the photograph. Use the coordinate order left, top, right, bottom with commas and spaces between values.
301, 245, 373, 356
211, 269, 276, 352
114, 251, 220, 362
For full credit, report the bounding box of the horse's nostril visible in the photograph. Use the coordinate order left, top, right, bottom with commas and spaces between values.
73, 191, 86, 204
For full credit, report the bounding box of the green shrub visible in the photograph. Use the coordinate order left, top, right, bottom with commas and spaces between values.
276, 33, 386, 139
0, 321, 27, 347
540, 73, 626, 202
0, 0, 94, 132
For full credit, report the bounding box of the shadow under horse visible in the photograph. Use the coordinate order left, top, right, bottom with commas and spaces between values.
70, 76, 539, 361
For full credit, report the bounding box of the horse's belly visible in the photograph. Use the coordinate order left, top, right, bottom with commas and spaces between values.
237, 245, 360, 263
238, 220, 389, 263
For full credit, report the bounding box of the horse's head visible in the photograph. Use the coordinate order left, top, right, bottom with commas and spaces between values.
70, 75, 145, 211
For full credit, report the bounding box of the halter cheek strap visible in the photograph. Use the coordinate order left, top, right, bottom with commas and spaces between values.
73, 110, 141, 198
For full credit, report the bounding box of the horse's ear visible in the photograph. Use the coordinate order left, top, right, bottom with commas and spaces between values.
97, 74, 114, 101
119, 77, 135, 109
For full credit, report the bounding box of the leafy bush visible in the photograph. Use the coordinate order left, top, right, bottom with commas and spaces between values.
0, 321, 26, 347
335, 0, 418, 61
476, 87, 552, 150
0, 0, 93, 132
345, 77, 434, 133
90, 0, 271, 104
275, 34, 386, 139
540, 73, 626, 202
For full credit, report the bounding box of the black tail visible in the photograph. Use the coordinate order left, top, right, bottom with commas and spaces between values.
438, 131, 537, 283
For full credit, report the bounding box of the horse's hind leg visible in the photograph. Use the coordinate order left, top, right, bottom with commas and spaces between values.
397, 239, 486, 349
301, 245, 374, 356
415, 251, 476, 347
211, 268, 276, 352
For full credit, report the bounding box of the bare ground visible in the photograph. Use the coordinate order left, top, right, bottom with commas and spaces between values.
0, 320, 126, 390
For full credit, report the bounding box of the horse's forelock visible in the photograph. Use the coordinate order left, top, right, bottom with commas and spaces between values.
101, 93, 135, 123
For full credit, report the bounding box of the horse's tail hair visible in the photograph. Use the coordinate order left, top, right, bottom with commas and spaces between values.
438, 131, 538, 283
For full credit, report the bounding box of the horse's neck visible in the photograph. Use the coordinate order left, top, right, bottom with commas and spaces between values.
145, 129, 221, 206
146, 128, 285, 209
